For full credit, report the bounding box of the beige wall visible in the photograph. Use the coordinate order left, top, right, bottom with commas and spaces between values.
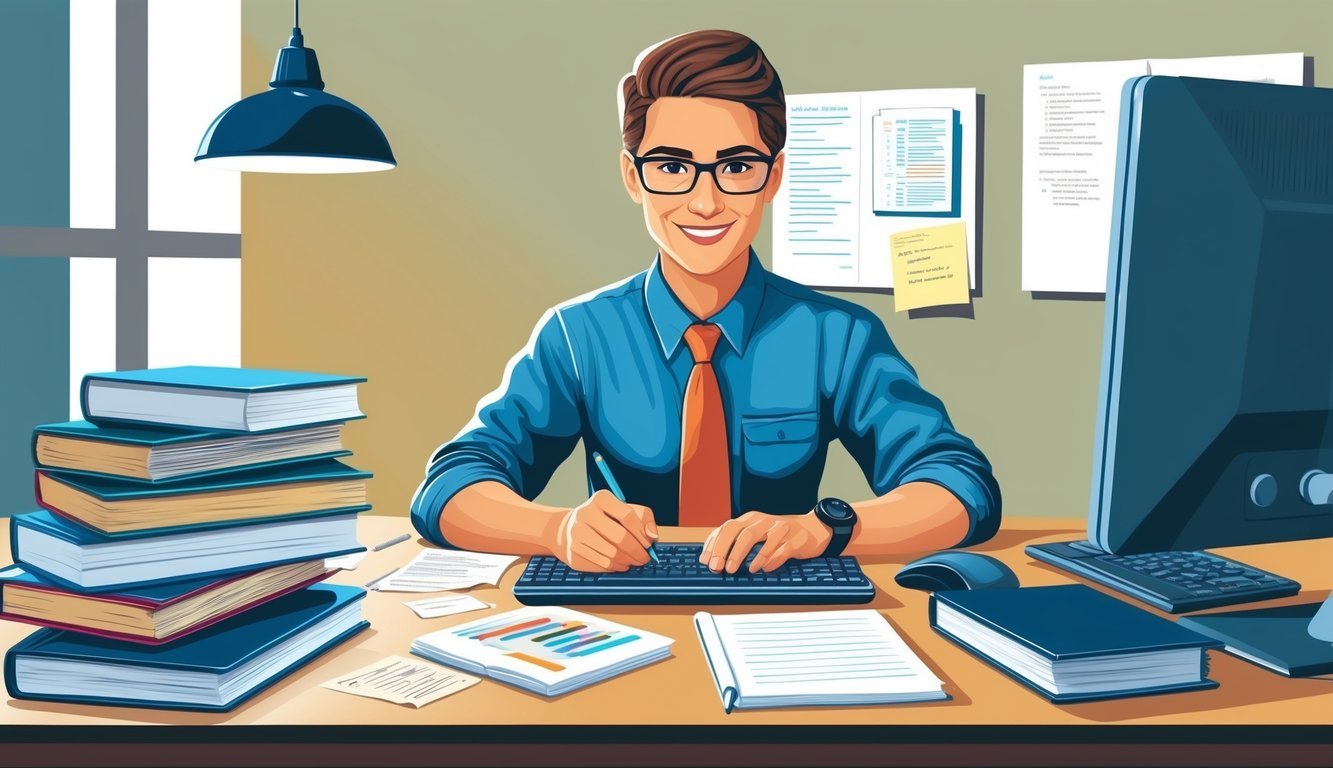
240, 0, 1327, 523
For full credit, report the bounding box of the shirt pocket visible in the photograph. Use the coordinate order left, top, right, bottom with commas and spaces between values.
741, 412, 820, 479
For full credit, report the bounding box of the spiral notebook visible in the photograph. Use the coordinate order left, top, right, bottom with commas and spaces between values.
693, 609, 947, 712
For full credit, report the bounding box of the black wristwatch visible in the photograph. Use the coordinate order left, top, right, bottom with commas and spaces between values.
813, 497, 857, 558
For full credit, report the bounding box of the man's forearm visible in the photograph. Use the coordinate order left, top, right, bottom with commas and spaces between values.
843, 481, 972, 556
439, 481, 566, 556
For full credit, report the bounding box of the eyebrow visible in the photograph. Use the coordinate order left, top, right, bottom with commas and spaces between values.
638, 144, 769, 160
716, 144, 767, 157
640, 145, 693, 159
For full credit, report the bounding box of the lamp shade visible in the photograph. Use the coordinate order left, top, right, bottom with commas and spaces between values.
195, 27, 394, 173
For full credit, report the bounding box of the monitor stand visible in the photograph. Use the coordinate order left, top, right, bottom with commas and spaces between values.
1178, 595, 1333, 678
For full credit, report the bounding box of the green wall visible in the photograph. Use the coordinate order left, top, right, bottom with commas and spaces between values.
240, 0, 1325, 523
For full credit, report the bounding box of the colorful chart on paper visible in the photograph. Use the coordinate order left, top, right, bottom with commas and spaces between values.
453, 614, 646, 672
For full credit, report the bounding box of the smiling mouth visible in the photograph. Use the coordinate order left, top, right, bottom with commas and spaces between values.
675, 222, 734, 246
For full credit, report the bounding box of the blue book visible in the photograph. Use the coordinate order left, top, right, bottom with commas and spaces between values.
81, 366, 366, 432
33, 419, 351, 482
12, 508, 363, 592
929, 584, 1222, 703
5, 584, 368, 712
36, 458, 371, 536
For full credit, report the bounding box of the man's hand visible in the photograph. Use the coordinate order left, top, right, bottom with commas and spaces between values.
699, 511, 832, 573
550, 490, 658, 572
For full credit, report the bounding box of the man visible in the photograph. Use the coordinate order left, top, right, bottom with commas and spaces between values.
410, 29, 1000, 574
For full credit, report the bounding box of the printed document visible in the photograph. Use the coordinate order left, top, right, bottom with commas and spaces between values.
323, 655, 479, 707
773, 88, 976, 290
1021, 52, 1304, 293
375, 549, 518, 593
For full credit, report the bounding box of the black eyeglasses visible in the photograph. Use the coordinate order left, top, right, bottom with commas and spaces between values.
632, 154, 775, 195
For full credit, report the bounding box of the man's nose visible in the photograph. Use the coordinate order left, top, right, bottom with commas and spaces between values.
688, 172, 726, 219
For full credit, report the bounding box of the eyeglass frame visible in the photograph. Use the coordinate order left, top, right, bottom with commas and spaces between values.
629, 153, 777, 196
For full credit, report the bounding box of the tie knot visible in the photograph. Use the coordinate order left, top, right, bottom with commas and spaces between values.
682, 323, 722, 363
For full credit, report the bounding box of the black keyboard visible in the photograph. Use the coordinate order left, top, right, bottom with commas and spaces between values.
513, 543, 875, 605
1026, 540, 1300, 613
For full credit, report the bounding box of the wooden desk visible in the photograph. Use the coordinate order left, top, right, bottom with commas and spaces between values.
2, 515, 1331, 767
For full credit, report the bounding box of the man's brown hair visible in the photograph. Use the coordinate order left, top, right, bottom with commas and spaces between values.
619, 30, 785, 155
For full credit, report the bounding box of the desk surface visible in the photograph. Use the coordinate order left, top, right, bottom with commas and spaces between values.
3, 515, 1332, 765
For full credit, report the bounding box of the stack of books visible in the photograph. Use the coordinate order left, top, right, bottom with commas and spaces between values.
2, 366, 373, 712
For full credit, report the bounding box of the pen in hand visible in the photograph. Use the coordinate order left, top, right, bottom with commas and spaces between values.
591, 451, 660, 564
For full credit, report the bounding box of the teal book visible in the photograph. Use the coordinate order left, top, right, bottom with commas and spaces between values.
33, 419, 350, 482
1179, 603, 1333, 677
5, 584, 368, 712
930, 584, 1222, 703
36, 458, 371, 535
12, 508, 363, 592
81, 366, 366, 432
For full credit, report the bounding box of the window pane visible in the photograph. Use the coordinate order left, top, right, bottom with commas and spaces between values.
70, 0, 116, 230
0, 1, 68, 227
147, 0, 239, 234
0, 258, 69, 515
148, 257, 240, 369
69, 258, 117, 418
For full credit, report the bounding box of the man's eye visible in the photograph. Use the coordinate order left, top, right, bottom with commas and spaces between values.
654, 161, 690, 175
720, 161, 753, 175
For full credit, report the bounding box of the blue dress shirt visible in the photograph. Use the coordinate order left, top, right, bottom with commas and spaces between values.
410, 253, 1000, 547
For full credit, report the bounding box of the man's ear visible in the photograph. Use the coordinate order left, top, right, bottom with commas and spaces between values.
621, 151, 643, 204
762, 151, 785, 205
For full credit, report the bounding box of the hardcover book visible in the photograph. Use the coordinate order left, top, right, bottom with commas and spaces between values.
930, 584, 1222, 703
5, 584, 368, 712
81, 366, 365, 432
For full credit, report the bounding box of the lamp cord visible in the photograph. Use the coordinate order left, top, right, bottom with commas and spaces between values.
294, 0, 299, 29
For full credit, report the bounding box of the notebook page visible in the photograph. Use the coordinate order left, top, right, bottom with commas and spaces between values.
711, 610, 943, 699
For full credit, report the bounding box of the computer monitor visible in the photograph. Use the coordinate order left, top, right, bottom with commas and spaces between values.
1090, 75, 1333, 640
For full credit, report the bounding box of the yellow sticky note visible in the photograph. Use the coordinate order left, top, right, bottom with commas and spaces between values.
890, 223, 971, 312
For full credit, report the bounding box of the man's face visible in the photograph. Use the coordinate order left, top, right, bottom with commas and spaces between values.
621, 97, 784, 276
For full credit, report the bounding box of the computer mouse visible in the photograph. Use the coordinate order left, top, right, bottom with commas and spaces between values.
894, 551, 1020, 592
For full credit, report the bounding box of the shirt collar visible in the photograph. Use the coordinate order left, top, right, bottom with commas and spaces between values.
644, 250, 767, 359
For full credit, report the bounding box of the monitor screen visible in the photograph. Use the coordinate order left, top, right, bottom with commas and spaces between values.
1092, 75, 1333, 554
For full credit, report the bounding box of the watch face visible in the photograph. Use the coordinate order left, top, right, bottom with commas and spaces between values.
822, 498, 855, 521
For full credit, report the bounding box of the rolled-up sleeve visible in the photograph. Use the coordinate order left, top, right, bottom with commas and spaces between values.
831, 312, 1001, 547
409, 308, 584, 547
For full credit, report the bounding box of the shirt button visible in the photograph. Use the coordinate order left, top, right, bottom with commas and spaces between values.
777, 430, 786, 439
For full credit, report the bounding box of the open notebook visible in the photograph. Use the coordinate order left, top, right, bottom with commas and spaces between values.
694, 609, 947, 712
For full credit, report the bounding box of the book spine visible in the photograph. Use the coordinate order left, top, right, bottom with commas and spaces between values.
7, 516, 18, 568
929, 593, 1052, 659
79, 375, 96, 422
693, 612, 740, 714
3, 643, 19, 700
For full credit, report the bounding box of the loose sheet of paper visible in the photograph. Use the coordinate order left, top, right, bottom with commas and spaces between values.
890, 223, 970, 311
774, 94, 863, 286
323, 655, 479, 707
325, 551, 366, 571
405, 593, 493, 619
1021, 53, 1304, 293
374, 549, 518, 592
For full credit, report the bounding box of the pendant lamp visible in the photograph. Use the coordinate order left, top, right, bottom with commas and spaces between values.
195, 0, 394, 173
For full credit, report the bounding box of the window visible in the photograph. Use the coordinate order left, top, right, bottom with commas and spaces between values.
0, 0, 241, 513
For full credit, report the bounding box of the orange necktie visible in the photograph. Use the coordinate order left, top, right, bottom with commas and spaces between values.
678, 323, 731, 526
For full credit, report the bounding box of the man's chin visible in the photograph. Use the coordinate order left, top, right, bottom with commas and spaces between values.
661, 244, 748, 277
